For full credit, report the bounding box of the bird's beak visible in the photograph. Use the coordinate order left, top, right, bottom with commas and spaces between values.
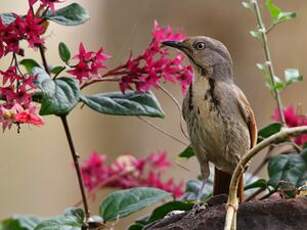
162, 41, 188, 51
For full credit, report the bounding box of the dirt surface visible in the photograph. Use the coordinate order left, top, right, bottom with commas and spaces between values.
145, 196, 307, 230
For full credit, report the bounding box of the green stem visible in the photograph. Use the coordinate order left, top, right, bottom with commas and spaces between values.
252, 0, 286, 125
60, 116, 90, 219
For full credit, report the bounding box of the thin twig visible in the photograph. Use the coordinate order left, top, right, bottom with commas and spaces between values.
244, 187, 266, 202
158, 85, 189, 140
39, 45, 50, 74
137, 116, 188, 146
60, 116, 90, 219
224, 125, 307, 230
252, 0, 286, 125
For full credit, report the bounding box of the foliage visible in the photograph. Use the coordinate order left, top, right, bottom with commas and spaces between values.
0, 0, 306, 229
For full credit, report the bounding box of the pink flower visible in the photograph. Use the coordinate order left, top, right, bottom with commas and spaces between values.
0, 11, 44, 57
15, 103, 44, 126
81, 151, 184, 198
68, 43, 110, 83
273, 105, 307, 145
116, 21, 192, 94
29, 0, 64, 12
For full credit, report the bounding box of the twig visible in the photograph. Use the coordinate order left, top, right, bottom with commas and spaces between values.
137, 116, 188, 146
224, 125, 307, 230
244, 187, 266, 202
252, 0, 286, 125
158, 85, 189, 140
60, 116, 90, 219
39, 45, 50, 74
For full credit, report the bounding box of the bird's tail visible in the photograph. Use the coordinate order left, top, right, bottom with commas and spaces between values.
213, 167, 244, 202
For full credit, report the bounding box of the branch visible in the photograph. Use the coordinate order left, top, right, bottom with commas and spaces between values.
252, 0, 286, 125
60, 116, 90, 219
224, 126, 307, 230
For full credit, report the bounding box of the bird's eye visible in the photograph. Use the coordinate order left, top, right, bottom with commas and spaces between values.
195, 42, 206, 50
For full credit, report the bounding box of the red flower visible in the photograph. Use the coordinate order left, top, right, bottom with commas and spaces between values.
273, 105, 307, 145
68, 43, 110, 83
15, 103, 44, 126
81, 151, 184, 198
117, 21, 192, 94
29, 0, 64, 12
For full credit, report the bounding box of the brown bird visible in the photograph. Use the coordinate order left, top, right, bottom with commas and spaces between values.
163, 37, 257, 201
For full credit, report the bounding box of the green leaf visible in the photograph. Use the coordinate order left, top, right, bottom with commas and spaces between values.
178, 146, 195, 159
265, 0, 281, 20
44, 3, 89, 26
128, 223, 144, 230
58, 42, 71, 63
182, 179, 213, 201
265, 0, 296, 24
249, 30, 262, 41
284, 68, 303, 85
0, 215, 41, 230
99, 187, 170, 221
245, 179, 268, 190
241, 1, 253, 10
80, 91, 165, 118
50, 66, 66, 76
147, 201, 193, 223
34, 208, 84, 230
277, 11, 297, 23
0, 13, 16, 25
33, 67, 80, 116
268, 150, 307, 188
257, 122, 282, 142
20, 59, 40, 73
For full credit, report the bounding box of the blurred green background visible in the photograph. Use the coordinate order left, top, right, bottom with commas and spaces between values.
0, 0, 306, 229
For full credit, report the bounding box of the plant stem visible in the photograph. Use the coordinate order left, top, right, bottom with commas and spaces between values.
60, 116, 90, 219
39, 45, 50, 74
137, 116, 188, 146
224, 125, 307, 230
252, 0, 286, 125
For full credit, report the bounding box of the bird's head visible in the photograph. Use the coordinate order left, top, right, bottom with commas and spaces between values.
163, 36, 233, 80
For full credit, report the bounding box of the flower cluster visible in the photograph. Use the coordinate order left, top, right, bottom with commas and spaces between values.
0, 66, 43, 131
273, 105, 307, 145
29, 0, 64, 12
118, 21, 193, 94
0, 11, 45, 58
68, 43, 110, 83
81, 151, 184, 198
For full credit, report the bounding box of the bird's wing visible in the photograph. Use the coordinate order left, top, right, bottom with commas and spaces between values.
234, 86, 257, 148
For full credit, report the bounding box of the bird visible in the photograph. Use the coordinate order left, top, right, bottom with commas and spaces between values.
163, 36, 257, 202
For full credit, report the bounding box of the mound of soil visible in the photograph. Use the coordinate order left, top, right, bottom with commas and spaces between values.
145, 196, 307, 230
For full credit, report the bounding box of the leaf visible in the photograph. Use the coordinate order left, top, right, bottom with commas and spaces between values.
0, 215, 41, 230
245, 179, 268, 190
128, 224, 144, 230
147, 201, 193, 223
0, 13, 16, 25
80, 91, 165, 118
44, 3, 90, 26
178, 146, 195, 159
265, 0, 281, 20
99, 187, 170, 221
50, 66, 66, 76
257, 122, 282, 142
58, 42, 71, 63
241, 1, 253, 10
182, 179, 213, 201
249, 30, 262, 41
20, 59, 40, 73
284, 68, 303, 86
34, 208, 84, 230
268, 149, 307, 188
33, 67, 80, 116
265, 0, 296, 24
